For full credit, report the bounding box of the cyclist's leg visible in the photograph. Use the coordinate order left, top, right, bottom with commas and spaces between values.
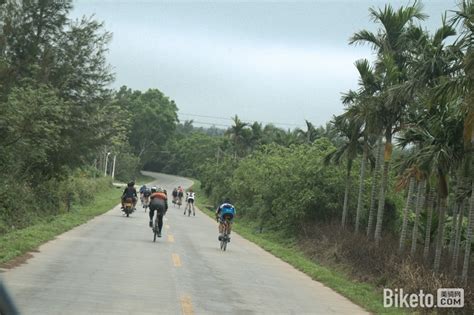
218, 219, 224, 239
148, 208, 155, 227
228, 221, 232, 235
158, 214, 164, 235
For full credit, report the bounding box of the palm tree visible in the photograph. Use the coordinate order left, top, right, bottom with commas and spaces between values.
275, 129, 299, 147
411, 177, 427, 256
423, 186, 437, 261
296, 120, 319, 144
452, 198, 467, 273
402, 105, 464, 272
226, 115, 249, 158
398, 174, 416, 253
249, 122, 264, 150
448, 0, 474, 284
350, 2, 427, 245
342, 59, 381, 233
324, 115, 363, 228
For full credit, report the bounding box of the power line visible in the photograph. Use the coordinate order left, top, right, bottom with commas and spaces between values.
186, 120, 230, 128
179, 112, 301, 128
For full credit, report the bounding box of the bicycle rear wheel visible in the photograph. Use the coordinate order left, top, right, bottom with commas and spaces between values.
220, 239, 225, 251
222, 239, 227, 251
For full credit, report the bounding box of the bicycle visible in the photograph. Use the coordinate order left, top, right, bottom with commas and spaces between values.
183, 199, 195, 216
152, 212, 162, 242
143, 196, 150, 212
219, 218, 231, 251
183, 202, 191, 216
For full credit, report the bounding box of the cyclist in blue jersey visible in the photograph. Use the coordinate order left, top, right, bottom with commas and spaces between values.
215, 198, 236, 241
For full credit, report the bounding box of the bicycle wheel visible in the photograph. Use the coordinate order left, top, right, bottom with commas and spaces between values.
153, 217, 159, 242
220, 238, 225, 251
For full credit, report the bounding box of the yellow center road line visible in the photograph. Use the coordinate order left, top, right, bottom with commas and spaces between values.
180, 295, 194, 315
172, 253, 181, 267
168, 234, 175, 243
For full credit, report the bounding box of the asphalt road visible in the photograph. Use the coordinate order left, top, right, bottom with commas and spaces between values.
1, 172, 368, 315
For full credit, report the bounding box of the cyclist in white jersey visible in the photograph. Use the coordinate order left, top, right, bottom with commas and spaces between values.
184, 189, 196, 216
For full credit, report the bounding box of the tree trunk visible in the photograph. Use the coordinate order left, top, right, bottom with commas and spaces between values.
423, 190, 437, 261
374, 136, 392, 246
461, 128, 474, 284
434, 197, 447, 273
461, 184, 474, 284
452, 198, 466, 274
367, 136, 383, 238
341, 160, 353, 228
399, 177, 416, 253
355, 141, 368, 233
411, 179, 427, 256
449, 203, 460, 257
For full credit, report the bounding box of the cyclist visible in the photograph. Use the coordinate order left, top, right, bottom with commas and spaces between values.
172, 188, 178, 206
148, 187, 168, 237
184, 188, 196, 216
122, 181, 138, 210
215, 198, 236, 241
139, 184, 147, 204
142, 186, 152, 209
177, 186, 184, 207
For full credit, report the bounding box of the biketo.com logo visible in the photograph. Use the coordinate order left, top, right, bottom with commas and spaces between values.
383, 288, 464, 308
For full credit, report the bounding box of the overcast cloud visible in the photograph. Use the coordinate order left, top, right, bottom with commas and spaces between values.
72, 0, 455, 129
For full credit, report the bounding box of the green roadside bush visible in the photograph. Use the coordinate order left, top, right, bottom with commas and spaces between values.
0, 172, 112, 235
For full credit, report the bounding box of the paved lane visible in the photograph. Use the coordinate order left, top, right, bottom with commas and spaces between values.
1, 172, 367, 315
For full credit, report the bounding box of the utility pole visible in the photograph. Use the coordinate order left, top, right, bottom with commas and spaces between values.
104, 152, 111, 176
111, 155, 117, 180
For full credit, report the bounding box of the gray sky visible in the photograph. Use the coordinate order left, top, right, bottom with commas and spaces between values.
72, 0, 456, 129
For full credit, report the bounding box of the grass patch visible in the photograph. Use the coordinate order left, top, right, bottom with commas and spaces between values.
0, 185, 122, 265
191, 179, 407, 315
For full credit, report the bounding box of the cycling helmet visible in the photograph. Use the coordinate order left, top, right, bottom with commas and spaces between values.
157, 187, 164, 193
223, 197, 231, 204
127, 181, 135, 187
151, 186, 157, 193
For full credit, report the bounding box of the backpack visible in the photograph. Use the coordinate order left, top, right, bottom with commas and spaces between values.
124, 187, 136, 198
